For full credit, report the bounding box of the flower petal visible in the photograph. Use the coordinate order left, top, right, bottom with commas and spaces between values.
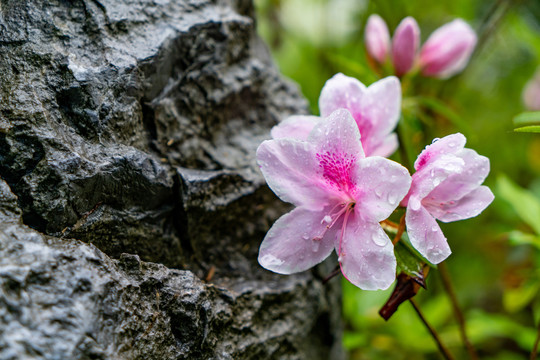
365, 14, 391, 64
318, 73, 366, 119
414, 133, 466, 171
419, 19, 477, 79
427, 185, 494, 223
271, 115, 320, 140
406, 154, 465, 203
353, 156, 411, 222
370, 133, 399, 158
308, 108, 365, 159
258, 207, 337, 274
405, 204, 451, 264
257, 139, 330, 209
338, 215, 396, 290
425, 148, 490, 203
392, 17, 420, 77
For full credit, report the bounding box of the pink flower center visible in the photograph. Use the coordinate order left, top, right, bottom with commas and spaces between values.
316, 151, 356, 195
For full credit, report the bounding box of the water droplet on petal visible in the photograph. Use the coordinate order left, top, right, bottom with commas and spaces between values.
311, 240, 320, 252
372, 232, 387, 247
431, 226, 438, 232
260, 254, 284, 267
448, 142, 456, 148
410, 197, 421, 211
432, 137, 440, 144
375, 188, 382, 198
387, 191, 397, 205
302, 234, 309, 240
322, 215, 332, 224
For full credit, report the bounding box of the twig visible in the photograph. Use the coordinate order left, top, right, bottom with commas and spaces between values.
531, 320, 540, 360
439, 262, 478, 360
322, 265, 341, 284
409, 298, 455, 360
392, 214, 406, 245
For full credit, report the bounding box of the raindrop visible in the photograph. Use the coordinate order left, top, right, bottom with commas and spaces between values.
448, 142, 456, 148
322, 215, 332, 224
387, 191, 397, 205
302, 234, 309, 240
311, 240, 320, 252
410, 198, 421, 211
432, 138, 440, 144
431, 226, 438, 232
375, 188, 382, 197
372, 233, 387, 247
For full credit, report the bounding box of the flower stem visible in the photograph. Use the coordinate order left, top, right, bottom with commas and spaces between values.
322, 265, 341, 284
438, 261, 478, 360
392, 214, 406, 245
531, 320, 540, 360
409, 298, 455, 360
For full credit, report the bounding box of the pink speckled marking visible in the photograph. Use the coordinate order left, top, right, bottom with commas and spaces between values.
415, 151, 432, 170
316, 151, 356, 193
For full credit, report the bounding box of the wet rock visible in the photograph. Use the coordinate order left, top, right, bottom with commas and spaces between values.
0, 0, 342, 358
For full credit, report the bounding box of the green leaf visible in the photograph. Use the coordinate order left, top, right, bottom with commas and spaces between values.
508, 230, 540, 249
394, 240, 426, 282
497, 175, 540, 235
503, 280, 540, 313
513, 111, 540, 127
514, 125, 540, 133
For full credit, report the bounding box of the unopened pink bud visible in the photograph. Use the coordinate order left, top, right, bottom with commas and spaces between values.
365, 14, 390, 64
523, 71, 540, 111
391, 17, 420, 77
419, 19, 477, 79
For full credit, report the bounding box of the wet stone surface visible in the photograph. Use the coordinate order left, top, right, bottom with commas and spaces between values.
0, 1, 342, 359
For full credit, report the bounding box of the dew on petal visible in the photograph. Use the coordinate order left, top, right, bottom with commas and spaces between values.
260, 254, 284, 267
372, 232, 388, 247
322, 215, 332, 224
387, 191, 398, 205
311, 239, 321, 252
410, 197, 422, 211
302, 234, 309, 240
432, 137, 440, 144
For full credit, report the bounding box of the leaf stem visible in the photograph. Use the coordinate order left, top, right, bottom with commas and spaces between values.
439, 262, 478, 360
531, 320, 540, 360
409, 298, 455, 360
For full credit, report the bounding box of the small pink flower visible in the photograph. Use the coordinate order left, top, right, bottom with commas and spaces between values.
419, 19, 477, 79
257, 109, 412, 290
523, 71, 540, 111
392, 17, 420, 77
365, 14, 391, 64
401, 134, 494, 264
271, 74, 401, 158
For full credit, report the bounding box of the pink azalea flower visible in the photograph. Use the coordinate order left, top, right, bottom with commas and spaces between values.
401, 134, 494, 264
271, 74, 401, 158
365, 14, 391, 64
419, 19, 477, 79
257, 109, 412, 290
392, 17, 420, 77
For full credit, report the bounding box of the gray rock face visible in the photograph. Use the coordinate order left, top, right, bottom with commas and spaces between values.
0, 1, 342, 359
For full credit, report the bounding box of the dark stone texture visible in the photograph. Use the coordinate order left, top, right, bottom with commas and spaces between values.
0, 0, 343, 358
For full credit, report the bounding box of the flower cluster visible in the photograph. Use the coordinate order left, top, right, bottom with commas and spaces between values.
365, 15, 477, 79
256, 16, 493, 291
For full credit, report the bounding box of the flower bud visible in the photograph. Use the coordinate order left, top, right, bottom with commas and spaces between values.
391, 17, 420, 77
365, 14, 390, 64
523, 71, 540, 111
419, 19, 477, 79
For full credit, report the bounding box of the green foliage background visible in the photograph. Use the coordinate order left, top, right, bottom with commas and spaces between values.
255, 0, 540, 358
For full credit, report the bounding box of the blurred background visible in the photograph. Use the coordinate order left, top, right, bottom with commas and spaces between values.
255, 0, 540, 359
